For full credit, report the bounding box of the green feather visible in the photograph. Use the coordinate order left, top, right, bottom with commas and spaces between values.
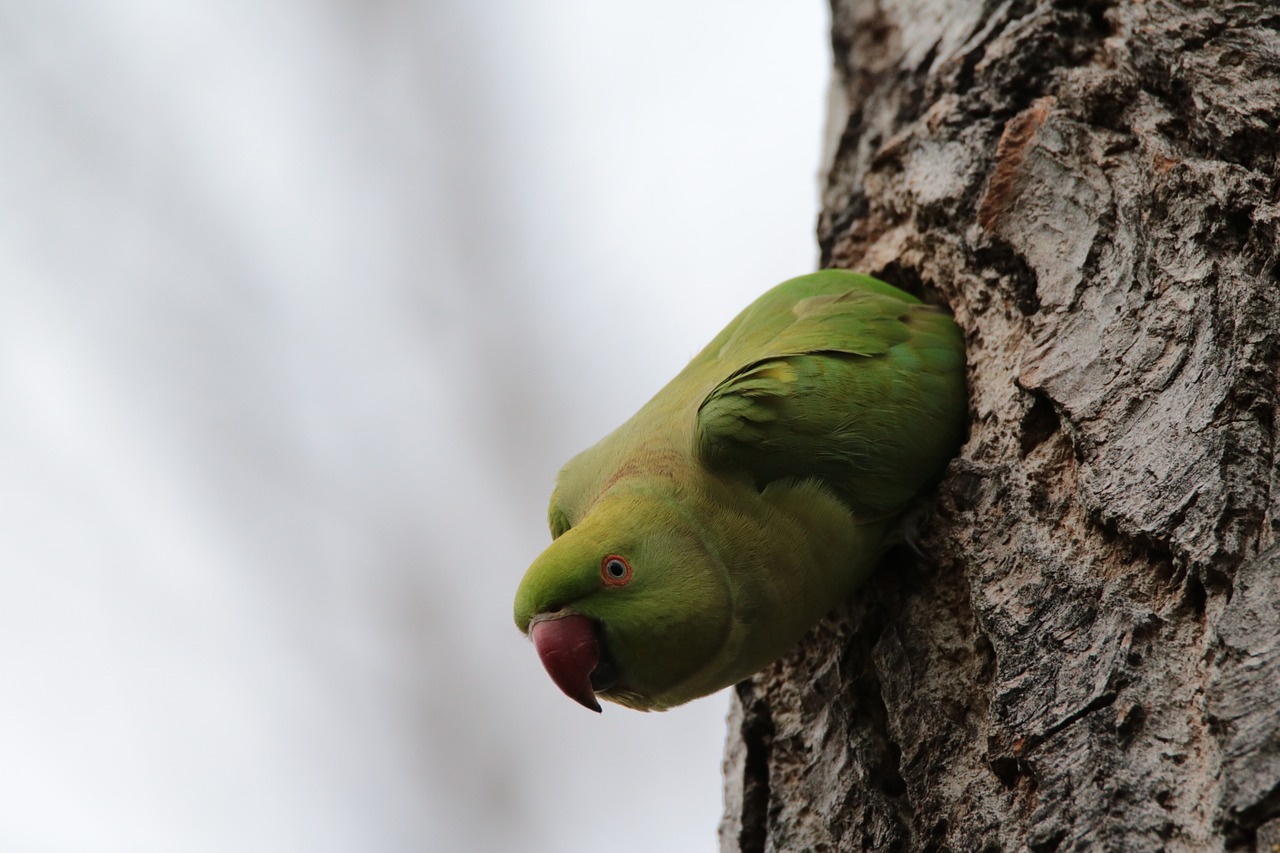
697, 276, 966, 518
514, 270, 967, 711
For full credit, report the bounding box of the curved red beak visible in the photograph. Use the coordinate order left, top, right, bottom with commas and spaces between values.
530, 614, 602, 712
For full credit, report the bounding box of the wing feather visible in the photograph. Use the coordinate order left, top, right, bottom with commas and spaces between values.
695, 282, 966, 519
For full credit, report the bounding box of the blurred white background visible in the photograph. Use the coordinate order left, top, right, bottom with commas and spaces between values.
0, 2, 828, 850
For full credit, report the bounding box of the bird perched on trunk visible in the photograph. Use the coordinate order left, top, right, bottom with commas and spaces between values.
514, 270, 967, 712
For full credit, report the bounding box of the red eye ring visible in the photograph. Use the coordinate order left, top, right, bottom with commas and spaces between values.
601, 554, 632, 586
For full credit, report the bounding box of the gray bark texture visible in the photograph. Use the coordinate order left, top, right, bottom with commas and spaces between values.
719, 1, 1280, 851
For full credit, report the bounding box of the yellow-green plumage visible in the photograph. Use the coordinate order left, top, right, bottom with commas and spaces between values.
514, 270, 967, 712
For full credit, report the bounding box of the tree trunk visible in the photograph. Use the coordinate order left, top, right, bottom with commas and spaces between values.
720, 1, 1280, 850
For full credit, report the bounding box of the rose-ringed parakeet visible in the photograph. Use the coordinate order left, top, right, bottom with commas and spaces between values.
514, 270, 967, 712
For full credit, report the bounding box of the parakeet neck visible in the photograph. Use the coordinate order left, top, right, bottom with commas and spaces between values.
612, 473, 892, 708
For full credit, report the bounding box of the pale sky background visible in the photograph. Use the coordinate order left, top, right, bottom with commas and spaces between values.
0, 2, 829, 851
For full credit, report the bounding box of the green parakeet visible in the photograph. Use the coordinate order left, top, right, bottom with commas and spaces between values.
513, 270, 967, 712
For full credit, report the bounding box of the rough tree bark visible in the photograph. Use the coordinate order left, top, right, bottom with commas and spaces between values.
720, 1, 1280, 850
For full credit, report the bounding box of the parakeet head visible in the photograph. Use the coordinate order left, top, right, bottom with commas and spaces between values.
513, 486, 733, 712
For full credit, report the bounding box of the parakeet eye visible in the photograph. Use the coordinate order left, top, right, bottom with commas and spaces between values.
601, 555, 632, 586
